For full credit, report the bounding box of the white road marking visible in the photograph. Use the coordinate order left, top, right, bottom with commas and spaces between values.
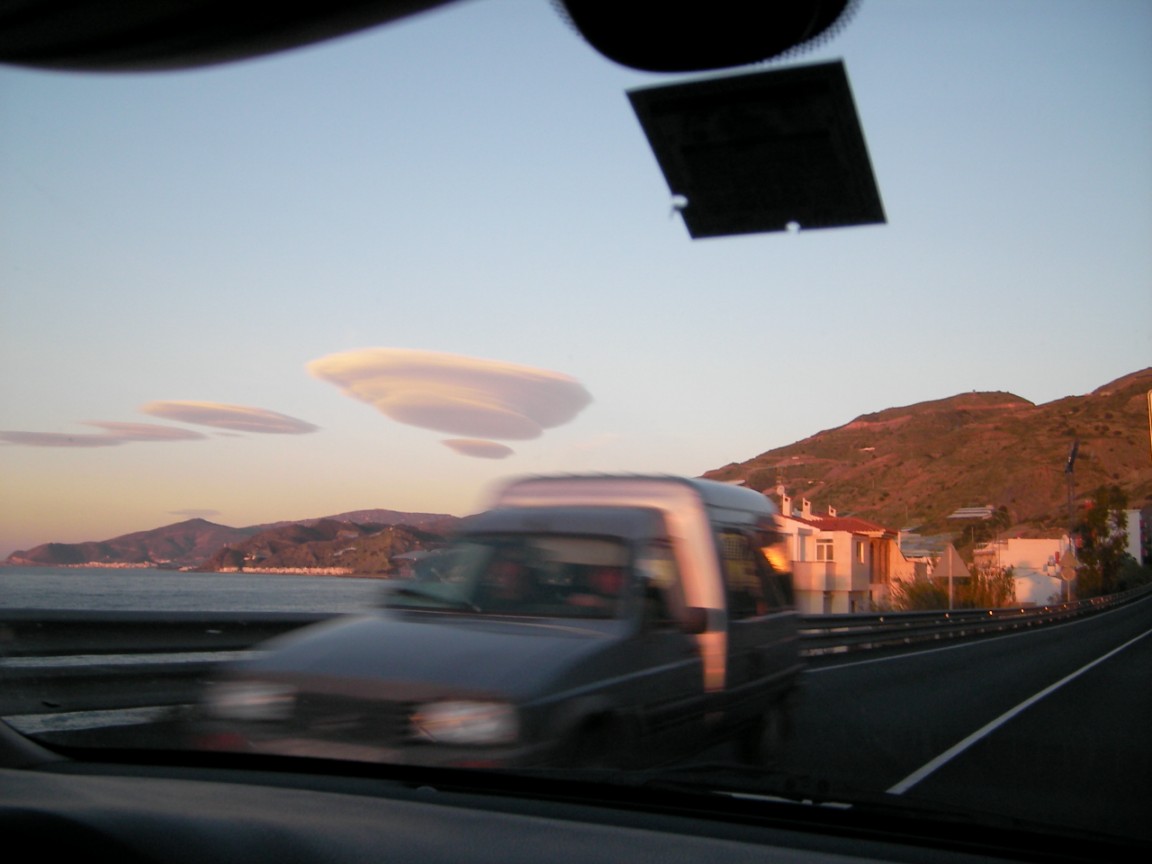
810, 593, 1152, 673
887, 625, 1152, 795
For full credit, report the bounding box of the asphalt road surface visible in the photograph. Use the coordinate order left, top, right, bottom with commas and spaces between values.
781, 593, 1152, 843
9, 594, 1150, 845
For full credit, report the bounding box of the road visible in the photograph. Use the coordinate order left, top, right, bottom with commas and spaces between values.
6, 594, 1150, 845
780, 592, 1152, 843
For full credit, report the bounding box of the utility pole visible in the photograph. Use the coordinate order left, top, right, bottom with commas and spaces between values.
1065, 439, 1078, 529
1064, 440, 1079, 603
946, 547, 953, 610
1147, 389, 1151, 465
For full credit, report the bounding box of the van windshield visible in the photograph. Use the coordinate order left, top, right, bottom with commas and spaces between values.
387, 535, 632, 619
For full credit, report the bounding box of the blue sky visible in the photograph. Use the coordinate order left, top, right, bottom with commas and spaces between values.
1, 0, 1149, 556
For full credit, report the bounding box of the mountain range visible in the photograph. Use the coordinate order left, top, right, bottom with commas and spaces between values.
704, 368, 1152, 535
6, 368, 1150, 571
5, 510, 461, 571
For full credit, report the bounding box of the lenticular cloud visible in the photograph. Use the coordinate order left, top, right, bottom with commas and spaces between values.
0, 422, 205, 448
441, 439, 515, 459
0, 430, 124, 448
2, 405, 316, 448
141, 401, 319, 434
87, 422, 206, 441
307, 348, 592, 457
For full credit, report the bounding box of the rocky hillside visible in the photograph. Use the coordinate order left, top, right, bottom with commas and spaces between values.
301, 508, 459, 535
200, 519, 447, 575
704, 368, 1152, 536
4, 519, 260, 568
5, 511, 460, 571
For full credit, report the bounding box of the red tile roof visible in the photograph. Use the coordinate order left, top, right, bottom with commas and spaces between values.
783, 513, 896, 537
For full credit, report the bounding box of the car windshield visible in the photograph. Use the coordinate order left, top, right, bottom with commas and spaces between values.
2, 0, 1150, 853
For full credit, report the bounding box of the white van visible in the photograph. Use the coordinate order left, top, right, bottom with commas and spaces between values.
201, 474, 802, 767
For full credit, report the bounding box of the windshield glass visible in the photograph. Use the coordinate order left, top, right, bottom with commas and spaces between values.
2, 0, 1150, 852
387, 534, 632, 618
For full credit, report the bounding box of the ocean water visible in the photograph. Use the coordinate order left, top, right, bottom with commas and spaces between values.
0, 566, 389, 613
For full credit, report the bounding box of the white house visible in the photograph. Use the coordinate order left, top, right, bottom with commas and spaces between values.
973, 536, 1073, 606
1123, 509, 1143, 563
773, 493, 914, 614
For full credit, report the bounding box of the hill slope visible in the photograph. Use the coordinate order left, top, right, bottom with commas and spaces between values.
5, 511, 460, 570
4, 519, 260, 568
704, 368, 1152, 535
200, 519, 447, 574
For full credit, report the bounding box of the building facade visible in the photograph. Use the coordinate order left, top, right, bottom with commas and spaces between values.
972, 536, 1072, 605
773, 494, 913, 614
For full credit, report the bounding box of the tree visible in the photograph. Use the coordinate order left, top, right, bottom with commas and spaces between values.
1117, 557, 1152, 591
953, 505, 1012, 559
888, 576, 949, 611
888, 562, 1016, 611
1074, 485, 1130, 598
964, 564, 1016, 608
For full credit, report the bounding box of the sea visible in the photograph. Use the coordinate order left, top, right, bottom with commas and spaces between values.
0, 566, 388, 613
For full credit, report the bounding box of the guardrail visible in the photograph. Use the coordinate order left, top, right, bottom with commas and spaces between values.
0, 609, 328, 658
2, 583, 1150, 719
0, 611, 331, 717
797, 582, 1152, 656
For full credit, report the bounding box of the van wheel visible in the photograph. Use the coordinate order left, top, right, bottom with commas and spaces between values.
738, 702, 789, 767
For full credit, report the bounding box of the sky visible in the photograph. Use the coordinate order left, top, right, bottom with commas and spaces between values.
1, 0, 1149, 556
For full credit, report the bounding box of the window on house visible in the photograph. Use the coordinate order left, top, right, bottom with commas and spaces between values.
816, 538, 834, 561
856, 540, 866, 563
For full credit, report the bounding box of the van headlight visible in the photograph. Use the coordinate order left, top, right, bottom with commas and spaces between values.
205, 680, 296, 721
411, 700, 519, 745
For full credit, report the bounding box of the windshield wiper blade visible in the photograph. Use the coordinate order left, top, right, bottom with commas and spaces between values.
497, 763, 1146, 861
503, 761, 848, 807
635, 761, 847, 806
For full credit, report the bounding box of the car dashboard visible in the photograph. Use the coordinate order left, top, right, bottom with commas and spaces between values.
1, 725, 1140, 864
